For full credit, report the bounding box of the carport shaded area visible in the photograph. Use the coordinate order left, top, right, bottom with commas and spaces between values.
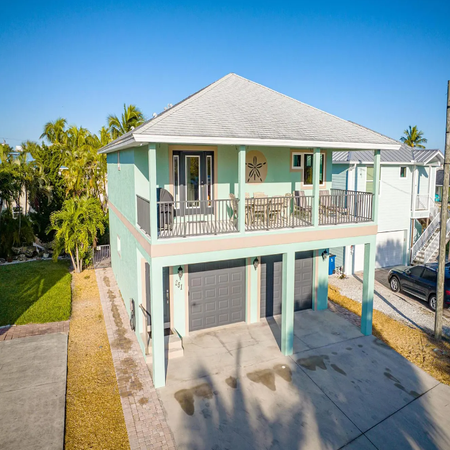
158, 310, 450, 449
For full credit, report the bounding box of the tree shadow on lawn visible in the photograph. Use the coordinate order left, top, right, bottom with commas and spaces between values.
0, 260, 72, 326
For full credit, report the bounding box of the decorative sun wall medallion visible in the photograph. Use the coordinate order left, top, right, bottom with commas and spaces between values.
245, 150, 268, 183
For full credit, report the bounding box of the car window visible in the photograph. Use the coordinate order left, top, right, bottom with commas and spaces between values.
422, 269, 437, 283
409, 266, 424, 277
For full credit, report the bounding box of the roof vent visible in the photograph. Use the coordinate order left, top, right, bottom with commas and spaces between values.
164, 103, 173, 111
152, 113, 158, 118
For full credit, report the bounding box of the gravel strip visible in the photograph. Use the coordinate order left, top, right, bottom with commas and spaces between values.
329, 274, 450, 338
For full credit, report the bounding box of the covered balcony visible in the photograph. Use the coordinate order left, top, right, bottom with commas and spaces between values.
137, 188, 374, 239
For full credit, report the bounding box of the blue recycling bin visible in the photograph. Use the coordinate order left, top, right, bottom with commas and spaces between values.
328, 255, 336, 275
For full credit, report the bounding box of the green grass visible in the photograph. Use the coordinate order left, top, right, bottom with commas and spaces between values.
0, 260, 72, 326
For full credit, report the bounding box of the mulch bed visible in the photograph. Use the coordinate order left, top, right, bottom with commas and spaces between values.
65, 269, 130, 450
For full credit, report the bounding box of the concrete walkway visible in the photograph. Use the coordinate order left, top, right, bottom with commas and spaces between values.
96, 267, 175, 450
159, 310, 450, 449
0, 333, 68, 450
0, 320, 70, 341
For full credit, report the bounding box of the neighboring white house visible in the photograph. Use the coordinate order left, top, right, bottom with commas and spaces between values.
330, 146, 443, 274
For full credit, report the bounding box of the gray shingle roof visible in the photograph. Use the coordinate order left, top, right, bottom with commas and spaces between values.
100, 73, 402, 153
333, 146, 442, 165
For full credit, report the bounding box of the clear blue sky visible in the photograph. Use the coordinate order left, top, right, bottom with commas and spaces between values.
1, 0, 449, 150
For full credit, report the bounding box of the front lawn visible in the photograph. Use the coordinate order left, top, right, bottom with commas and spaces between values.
0, 260, 72, 326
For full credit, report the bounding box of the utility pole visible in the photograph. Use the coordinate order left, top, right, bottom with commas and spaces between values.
435, 80, 450, 340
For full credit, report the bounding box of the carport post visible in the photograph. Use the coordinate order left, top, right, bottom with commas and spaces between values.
361, 240, 376, 336
281, 251, 295, 355
150, 260, 166, 388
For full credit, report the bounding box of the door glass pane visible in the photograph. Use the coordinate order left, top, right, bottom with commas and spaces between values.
304, 154, 324, 185
173, 155, 179, 202
206, 155, 213, 205
186, 156, 200, 207
304, 154, 313, 185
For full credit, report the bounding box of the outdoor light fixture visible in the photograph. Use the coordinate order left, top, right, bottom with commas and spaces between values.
178, 266, 183, 279
253, 257, 260, 270
322, 250, 329, 261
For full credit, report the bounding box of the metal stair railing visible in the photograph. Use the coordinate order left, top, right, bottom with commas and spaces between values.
411, 213, 441, 262
422, 217, 450, 264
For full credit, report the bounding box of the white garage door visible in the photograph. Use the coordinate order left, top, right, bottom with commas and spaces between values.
376, 230, 405, 268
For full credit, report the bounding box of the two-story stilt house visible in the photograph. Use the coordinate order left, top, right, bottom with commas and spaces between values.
100, 74, 401, 387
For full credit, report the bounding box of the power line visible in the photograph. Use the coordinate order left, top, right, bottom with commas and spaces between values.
0, 136, 28, 142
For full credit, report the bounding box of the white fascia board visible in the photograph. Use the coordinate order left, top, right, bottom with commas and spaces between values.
132, 134, 401, 150
422, 152, 444, 165
98, 136, 137, 154
333, 161, 432, 166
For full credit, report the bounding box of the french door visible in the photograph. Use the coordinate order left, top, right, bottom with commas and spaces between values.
173, 151, 214, 216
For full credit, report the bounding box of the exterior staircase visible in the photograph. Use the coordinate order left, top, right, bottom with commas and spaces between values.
411, 212, 450, 265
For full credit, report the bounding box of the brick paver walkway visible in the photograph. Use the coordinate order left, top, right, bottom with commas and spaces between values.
95, 268, 176, 450
0, 320, 70, 341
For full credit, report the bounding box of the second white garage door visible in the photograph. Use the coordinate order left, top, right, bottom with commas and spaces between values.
375, 230, 406, 268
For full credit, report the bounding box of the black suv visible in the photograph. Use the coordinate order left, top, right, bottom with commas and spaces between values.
388, 264, 450, 311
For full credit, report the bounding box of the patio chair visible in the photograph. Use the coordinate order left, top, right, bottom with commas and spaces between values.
293, 191, 312, 215
158, 188, 175, 231
252, 193, 269, 226
229, 193, 239, 223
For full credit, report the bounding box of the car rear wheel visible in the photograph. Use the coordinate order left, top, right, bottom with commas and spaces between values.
429, 294, 437, 312
390, 276, 400, 292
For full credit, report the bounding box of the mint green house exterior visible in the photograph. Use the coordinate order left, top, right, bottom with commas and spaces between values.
100, 74, 401, 387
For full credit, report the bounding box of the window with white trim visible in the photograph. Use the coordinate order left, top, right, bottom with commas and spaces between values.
400, 166, 407, 178
291, 152, 302, 169
117, 235, 121, 256
117, 151, 121, 171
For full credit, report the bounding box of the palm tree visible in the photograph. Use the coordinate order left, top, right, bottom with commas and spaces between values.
107, 104, 145, 140
40, 118, 68, 145
400, 126, 428, 148
48, 196, 105, 272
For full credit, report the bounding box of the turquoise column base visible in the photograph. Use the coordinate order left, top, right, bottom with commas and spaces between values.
281, 251, 295, 355
150, 261, 166, 388
361, 241, 376, 336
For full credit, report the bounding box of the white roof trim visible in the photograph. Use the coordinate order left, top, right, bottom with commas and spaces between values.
97, 134, 400, 153
333, 161, 441, 167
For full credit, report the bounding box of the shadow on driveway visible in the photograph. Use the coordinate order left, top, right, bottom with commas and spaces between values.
158, 310, 450, 449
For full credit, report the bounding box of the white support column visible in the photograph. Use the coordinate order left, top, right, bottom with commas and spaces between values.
238, 145, 246, 234
427, 165, 433, 211
148, 143, 158, 241
373, 150, 381, 223
411, 164, 417, 217
312, 148, 321, 227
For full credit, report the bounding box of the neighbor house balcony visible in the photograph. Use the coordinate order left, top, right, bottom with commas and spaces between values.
136, 188, 374, 239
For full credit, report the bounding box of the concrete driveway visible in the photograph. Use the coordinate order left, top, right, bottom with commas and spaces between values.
158, 310, 450, 450
0, 334, 67, 450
